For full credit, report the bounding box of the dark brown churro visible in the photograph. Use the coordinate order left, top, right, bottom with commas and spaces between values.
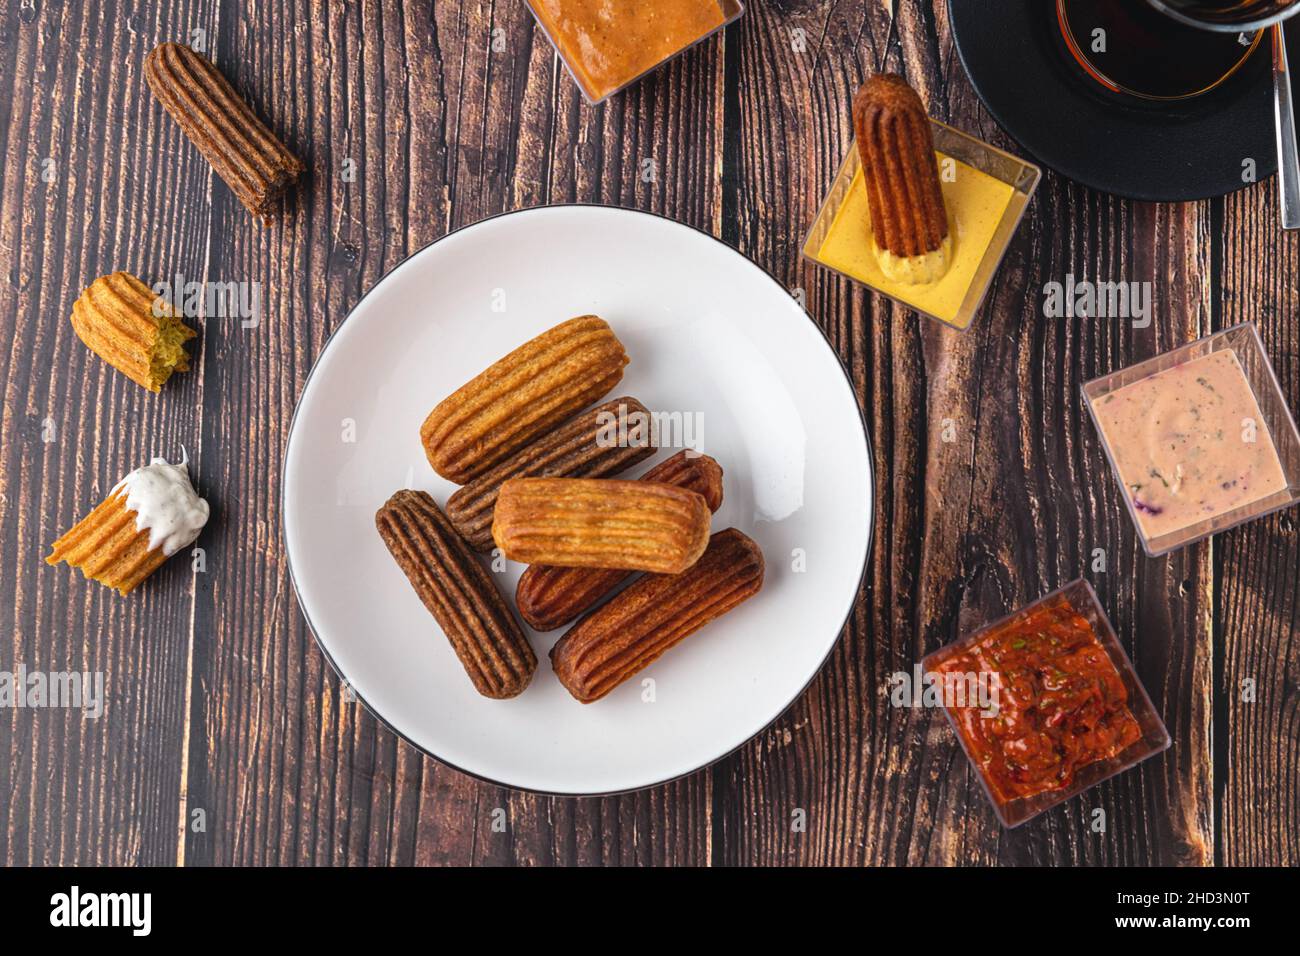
852, 73, 949, 281
145, 42, 304, 224
375, 490, 536, 699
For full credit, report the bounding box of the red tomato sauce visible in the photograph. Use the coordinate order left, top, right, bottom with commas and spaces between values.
931, 598, 1142, 805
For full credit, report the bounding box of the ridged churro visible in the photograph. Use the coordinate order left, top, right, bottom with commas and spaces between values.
550, 528, 764, 703
46, 457, 210, 596
70, 272, 196, 393
420, 316, 628, 484
446, 396, 656, 552
492, 477, 710, 574
375, 490, 536, 699
853, 73, 951, 284
515, 452, 723, 631
145, 42, 304, 224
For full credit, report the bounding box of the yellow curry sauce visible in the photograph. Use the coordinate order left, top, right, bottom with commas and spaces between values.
815, 155, 1014, 329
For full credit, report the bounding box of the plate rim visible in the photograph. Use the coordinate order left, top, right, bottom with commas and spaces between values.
280, 203, 877, 796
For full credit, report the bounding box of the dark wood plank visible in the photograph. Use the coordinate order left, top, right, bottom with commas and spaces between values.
0, 0, 220, 864
1216, 183, 1300, 866
3, 0, 1296, 867
180, 0, 457, 867
500, 5, 729, 869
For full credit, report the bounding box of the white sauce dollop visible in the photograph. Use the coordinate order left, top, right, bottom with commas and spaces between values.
114, 456, 210, 556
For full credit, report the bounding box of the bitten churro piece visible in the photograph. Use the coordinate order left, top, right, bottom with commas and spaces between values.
145, 42, 304, 224
853, 73, 951, 284
375, 490, 536, 699
493, 477, 710, 574
421, 316, 628, 483
516, 452, 724, 631
46, 457, 210, 596
70, 272, 196, 392
446, 396, 656, 552
551, 528, 764, 703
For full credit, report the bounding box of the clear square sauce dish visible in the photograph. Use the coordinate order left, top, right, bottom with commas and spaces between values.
1083, 321, 1300, 557
922, 579, 1169, 828
803, 122, 1040, 332
525, 0, 744, 105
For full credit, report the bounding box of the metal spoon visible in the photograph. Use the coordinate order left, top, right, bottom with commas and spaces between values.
1273, 22, 1300, 228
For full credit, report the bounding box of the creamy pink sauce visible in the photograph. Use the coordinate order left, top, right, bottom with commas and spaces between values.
1092, 350, 1287, 539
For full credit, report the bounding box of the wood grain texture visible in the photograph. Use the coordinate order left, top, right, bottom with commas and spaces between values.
0, 0, 1294, 866
177, 0, 726, 867
0, 0, 219, 865
1217, 182, 1300, 866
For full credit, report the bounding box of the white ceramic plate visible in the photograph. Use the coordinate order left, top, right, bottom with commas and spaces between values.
283, 206, 873, 794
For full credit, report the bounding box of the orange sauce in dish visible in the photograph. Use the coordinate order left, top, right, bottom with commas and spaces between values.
530, 0, 727, 101
930, 598, 1142, 805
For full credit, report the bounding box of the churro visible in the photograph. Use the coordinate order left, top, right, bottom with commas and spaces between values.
550, 529, 764, 703
375, 490, 536, 699
492, 477, 710, 574
421, 316, 628, 483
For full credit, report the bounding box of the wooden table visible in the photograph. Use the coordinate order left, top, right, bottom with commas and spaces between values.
2, 1, 1296, 867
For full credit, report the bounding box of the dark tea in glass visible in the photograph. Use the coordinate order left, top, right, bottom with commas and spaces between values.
1148, 0, 1300, 31
1058, 0, 1264, 99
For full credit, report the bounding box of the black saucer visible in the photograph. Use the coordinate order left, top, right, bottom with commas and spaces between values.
948, 0, 1282, 201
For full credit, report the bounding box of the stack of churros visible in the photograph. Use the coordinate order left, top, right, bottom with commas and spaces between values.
446, 395, 656, 552
378, 316, 765, 702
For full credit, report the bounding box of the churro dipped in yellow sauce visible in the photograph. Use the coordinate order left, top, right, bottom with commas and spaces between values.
816, 158, 1014, 328
851, 74, 952, 284
1092, 350, 1288, 539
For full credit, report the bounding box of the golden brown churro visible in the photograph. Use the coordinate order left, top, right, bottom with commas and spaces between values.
47, 491, 170, 596
70, 272, 196, 393
550, 528, 764, 703
492, 477, 710, 574
420, 316, 628, 484
515, 452, 723, 631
